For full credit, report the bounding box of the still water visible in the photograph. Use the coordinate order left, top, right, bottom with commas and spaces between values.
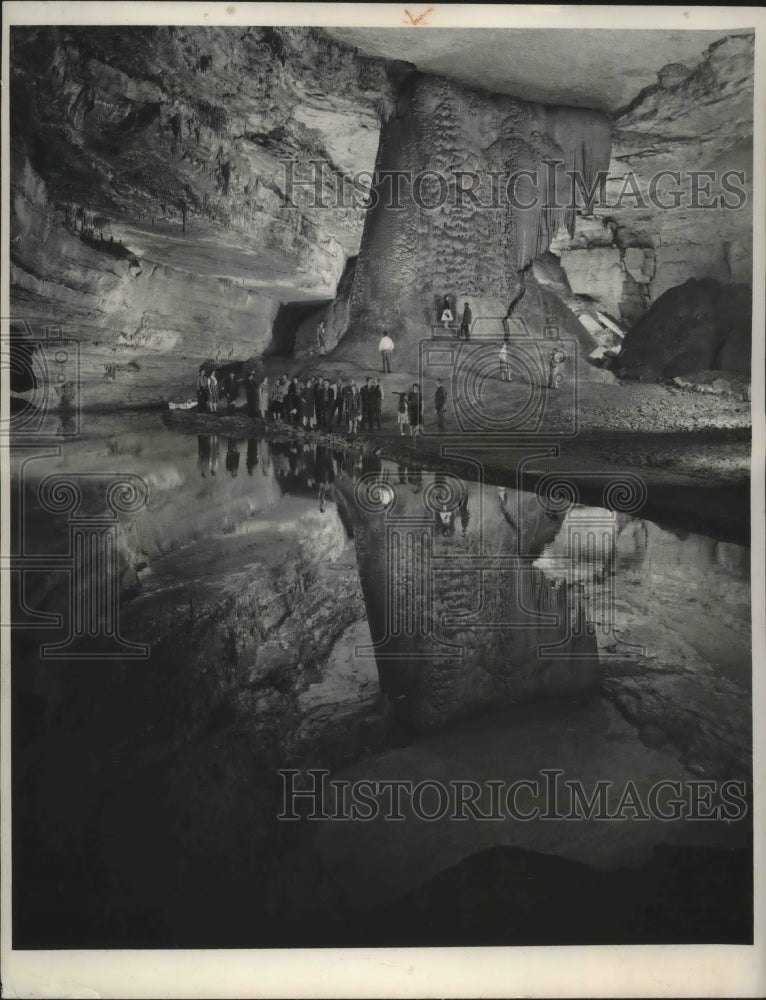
10, 414, 752, 948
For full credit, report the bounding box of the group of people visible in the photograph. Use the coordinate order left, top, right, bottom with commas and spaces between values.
197, 367, 240, 414
243, 372, 386, 436
196, 363, 450, 443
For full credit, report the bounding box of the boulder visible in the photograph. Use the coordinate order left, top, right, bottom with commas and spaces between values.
614, 278, 751, 381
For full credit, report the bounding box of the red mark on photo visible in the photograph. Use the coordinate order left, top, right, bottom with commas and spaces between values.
403, 7, 434, 26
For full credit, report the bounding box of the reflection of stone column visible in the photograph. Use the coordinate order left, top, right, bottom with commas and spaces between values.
38, 475, 149, 659
353, 475, 462, 665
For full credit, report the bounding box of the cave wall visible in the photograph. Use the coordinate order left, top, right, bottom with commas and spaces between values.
550, 35, 754, 326
9, 25, 397, 404
11, 152, 281, 407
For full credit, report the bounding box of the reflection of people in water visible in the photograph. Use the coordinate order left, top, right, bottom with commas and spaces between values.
397, 463, 407, 485
361, 447, 383, 477
408, 466, 422, 493
197, 434, 211, 477
431, 474, 458, 537
458, 495, 470, 536
315, 445, 335, 488
246, 438, 258, 476
436, 509, 456, 537
256, 438, 270, 477
225, 438, 240, 478
209, 434, 220, 476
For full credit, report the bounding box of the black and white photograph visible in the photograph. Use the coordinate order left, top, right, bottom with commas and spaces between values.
1, 3, 763, 997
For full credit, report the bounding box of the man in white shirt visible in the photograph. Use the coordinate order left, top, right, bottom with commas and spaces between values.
378, 331, 394, 373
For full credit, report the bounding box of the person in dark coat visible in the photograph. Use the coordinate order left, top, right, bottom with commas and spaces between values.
371, 377, 383, 431
334, 377, 346, 426
301, 381, 316, 428
245, 370, 259, 418
317, 378, 334, 429
223, 371, 239, 414
360, 377, 373, 432
286, 379, 300, 425
460, 302, 472, 341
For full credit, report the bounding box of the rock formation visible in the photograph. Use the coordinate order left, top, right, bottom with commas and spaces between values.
614, 278, 751, 380
334, 468, 601, 731
551, 35, 753, 327
334, 72, 612, 372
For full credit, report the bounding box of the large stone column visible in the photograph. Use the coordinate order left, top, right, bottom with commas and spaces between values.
340, 72, 611, 367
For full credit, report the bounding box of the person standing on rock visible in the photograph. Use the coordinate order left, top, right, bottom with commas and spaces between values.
378, 331, 394, 373
197, 366, 210, 412
408, 383, 423, 445
317, 378, 333, 429
460, 302, 472, 341
334, 377, 346, 426
371, 377, 383, 431
395, 392, 409, 436
346, 380, 362, 436
316, 320, 326, 353
434, 378, 447, 433
245, 370, 259, 418
548, 346, 567, 390
258, 376, 270, 419
440, 296, 454, 332
301, 380, 317, 429
499, 343, 512, 382
223, 370, 239, 415
360, 377, 373, 432
207, 371, 219, 414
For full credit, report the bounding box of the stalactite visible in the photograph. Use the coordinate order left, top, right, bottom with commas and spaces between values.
513, 107, 612, 271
